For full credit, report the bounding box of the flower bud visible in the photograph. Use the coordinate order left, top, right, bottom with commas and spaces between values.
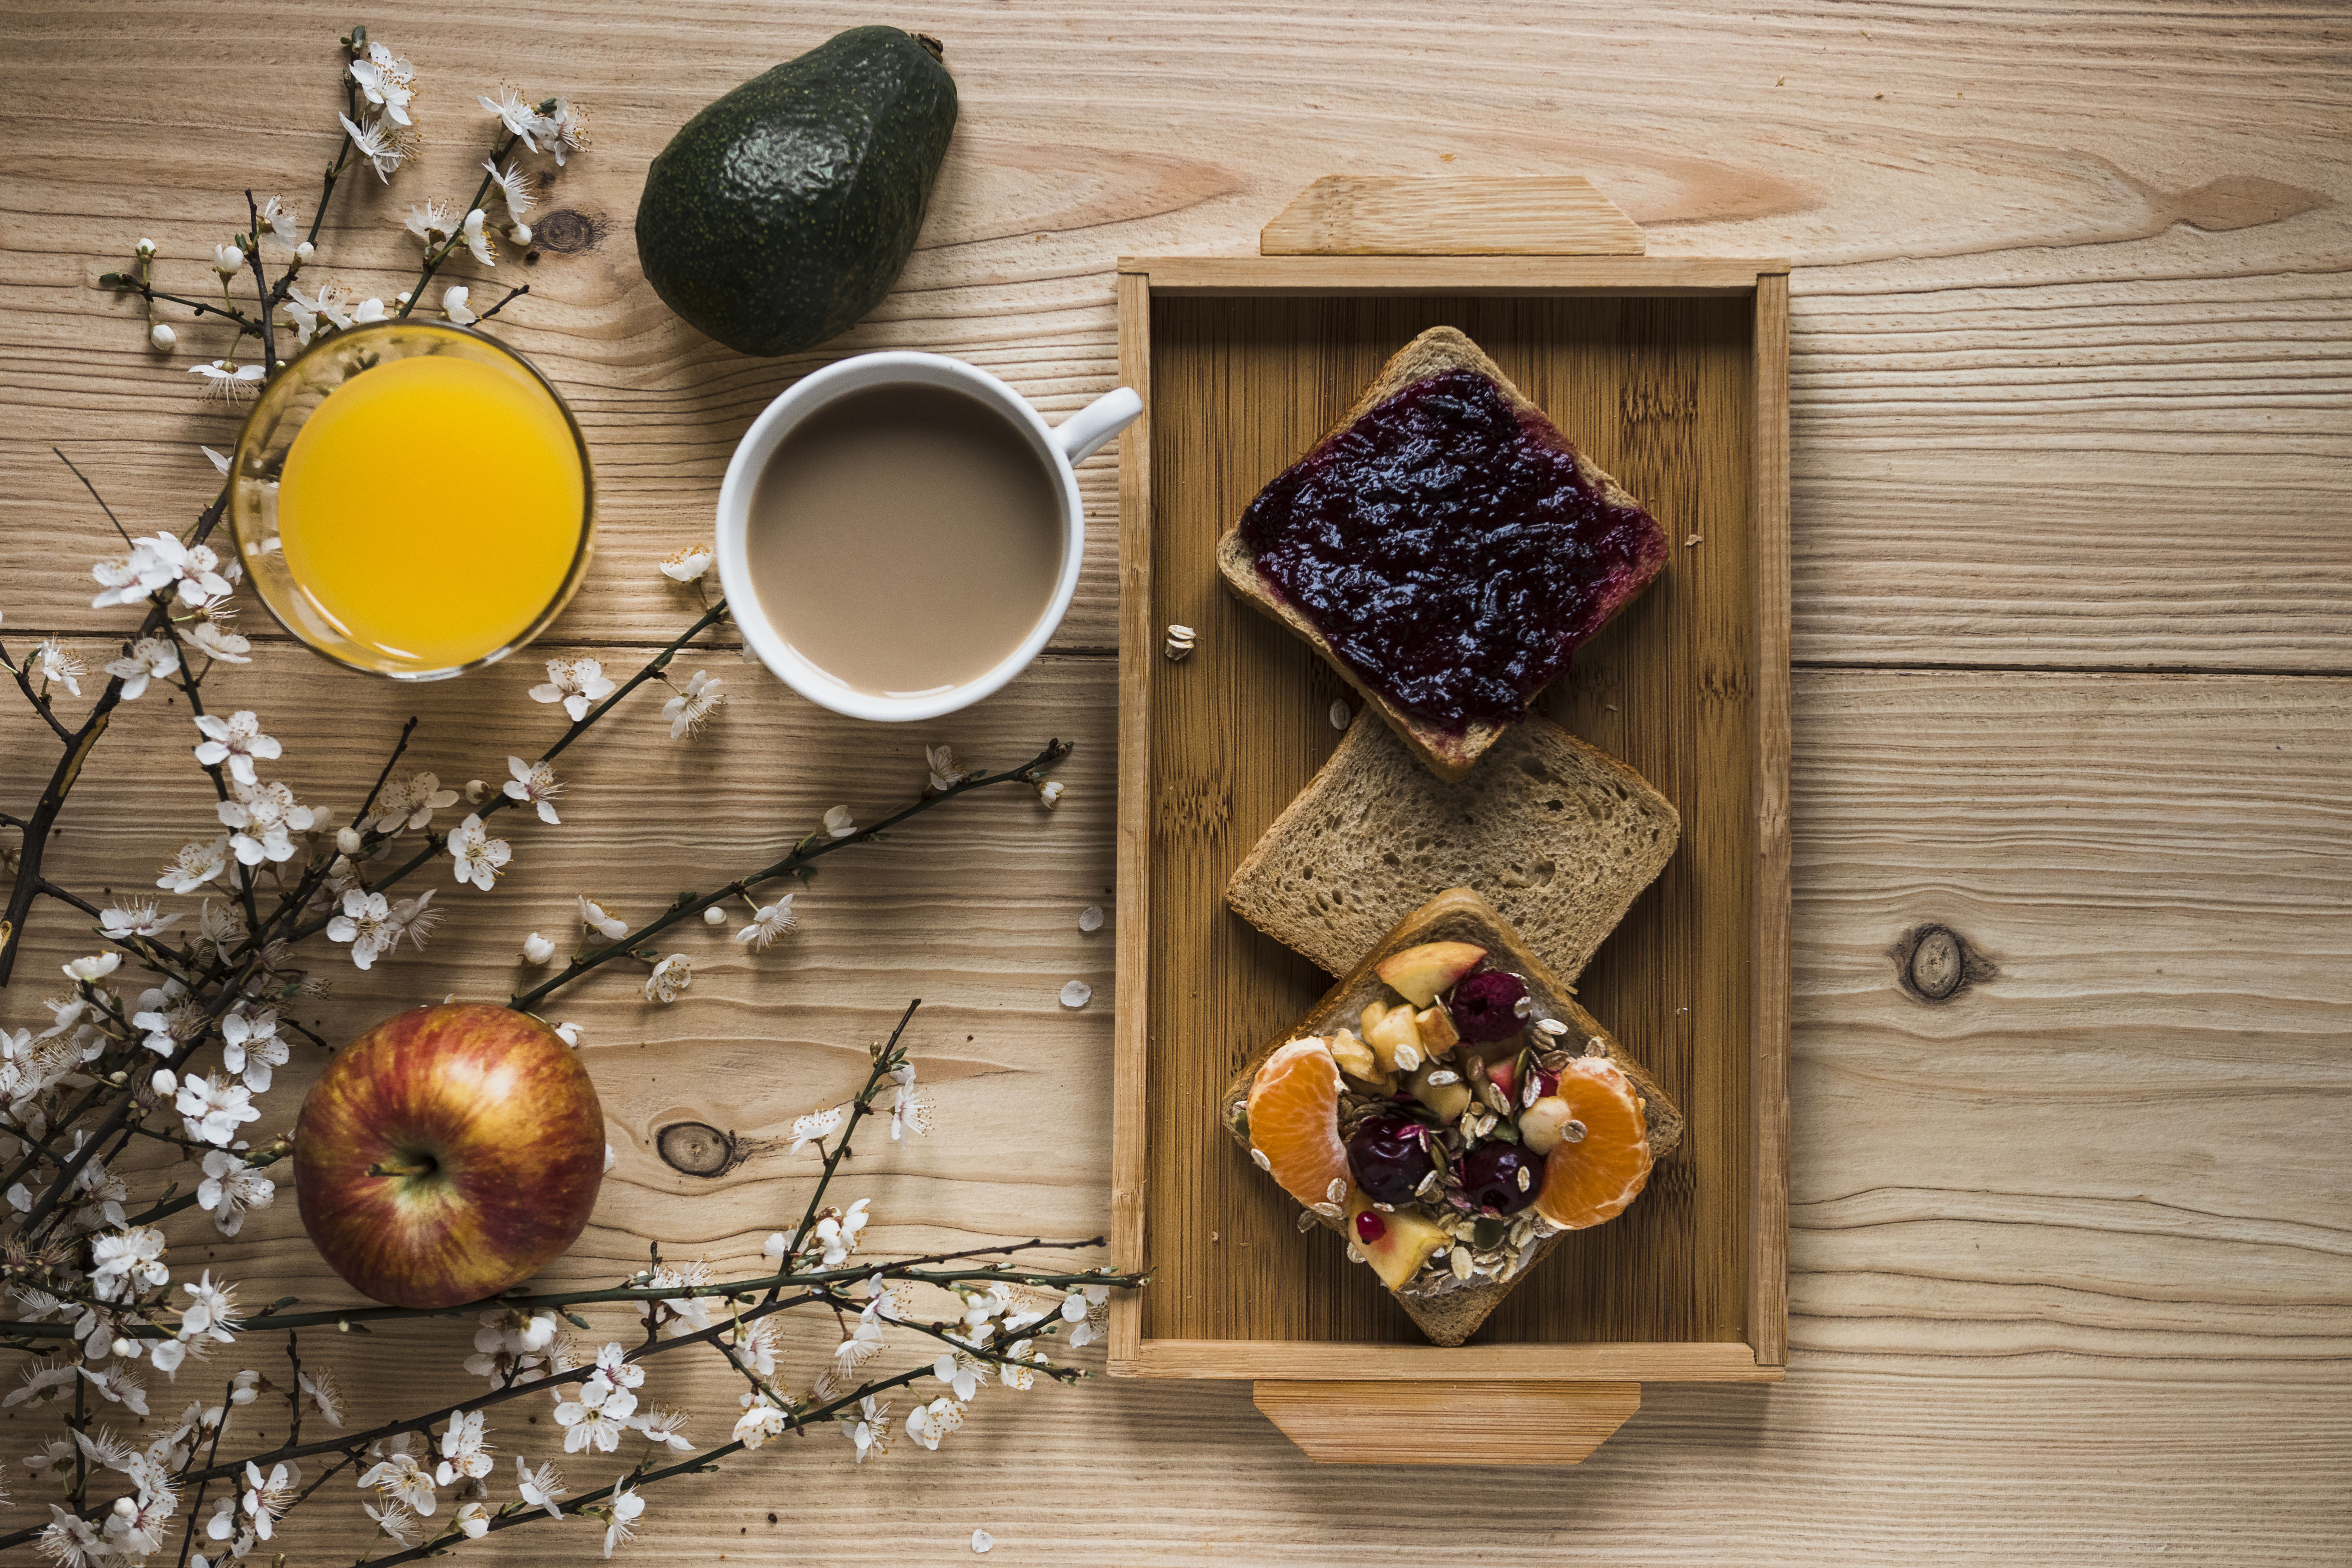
507, 222, 533, 245
335, 826, 364, 855
111, 1339, 135, 1360
149, 322, 177, 350
522, 932, 556, 966
463, 779, 488, 805
135, 237, 157, 258
702, 906, 724, 925
213, 242, 245, 276
294, 241, 314, 264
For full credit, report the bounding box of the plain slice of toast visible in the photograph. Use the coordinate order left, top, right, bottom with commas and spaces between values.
1227, 710, 1680, 983
1217, 325, 1665, 781
1219, 888, 1682, 1347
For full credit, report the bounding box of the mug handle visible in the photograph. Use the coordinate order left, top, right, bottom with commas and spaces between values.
1053, 386, 1144, 466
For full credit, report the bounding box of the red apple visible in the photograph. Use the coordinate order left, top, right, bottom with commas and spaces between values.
295, 1003, 604, 1308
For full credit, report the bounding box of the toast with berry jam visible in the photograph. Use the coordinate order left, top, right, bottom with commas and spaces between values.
1221, 888, 1680, 1347
1217, 326, 1668, 781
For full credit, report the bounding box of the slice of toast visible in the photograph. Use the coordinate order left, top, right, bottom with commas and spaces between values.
1227, 711, 1679, 983
1220, 888, 1681, 1347
1217, 325, 1667, 781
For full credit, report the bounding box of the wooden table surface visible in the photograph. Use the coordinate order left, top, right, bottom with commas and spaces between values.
3, 3, 2347, 1561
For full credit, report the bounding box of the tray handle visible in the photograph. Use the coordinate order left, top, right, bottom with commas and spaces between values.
1260, 174, 1645, 257
1253, 1379, 1640, 1465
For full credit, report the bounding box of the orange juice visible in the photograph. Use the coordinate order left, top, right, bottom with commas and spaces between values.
276, 352, 586, 671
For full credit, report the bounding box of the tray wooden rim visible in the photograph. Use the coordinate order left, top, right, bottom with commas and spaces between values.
1110, 253, 1791, 1383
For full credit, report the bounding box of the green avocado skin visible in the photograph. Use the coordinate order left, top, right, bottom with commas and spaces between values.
636, 27, 957, 357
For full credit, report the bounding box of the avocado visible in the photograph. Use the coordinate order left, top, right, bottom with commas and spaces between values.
636, 27, 956, 357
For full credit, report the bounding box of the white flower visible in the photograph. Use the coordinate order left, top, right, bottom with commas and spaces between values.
1060, 979, 1093, 1009
522, 931, 556, 966
461, 207, 498, 267
40, 1506, 105, 1565
483, 159, 537, 219
733, 896, 796, 951
888, 1071, 932, 1141
788, 1103, 849, 1154
179, 1270, 240, 1342
219, 1008, 286, 1091
435, 1409, 494, 1486
339, 112, 408, 181
192, 711, 280, 785
1036, 778, 1066, 808
212, 242, 245, 277
503, 756, 564, 823
363, 1499, 423, 1545
479, 85, 545, 149
101, 637, 179, 699
442, 284, 477, 325
216, 778, 319, 865
1079, 904, 1105, 933
88, 1226, 168, 1303
556, 1021, 583, 1046
643, 954, 691, 1004
933, 1352, 981, 1402
405, 198, 456, 245
531, 657, 615, 722
260, 194, 299, 250
357, 1434, 435, 1515
448, 814, 511, 891
904, 1396, 964, 1451
189, 360, 265, 401
631, 1404, 693, 1452
577, 895, 628, 940
602, 1474, 643, 1558
175, 1074, 258, 1146
732, 1394, 788, 1450
824, 804, 855, 839
552, 1391, 623, 1454
327, 888, 397, 969
7, 1361, 77, 1410
515, 1455, 567, 1519
187, 618, 251, 663
452, 1499, 490, 1538
98, 901, 180, 941
811, 1198, 870, 1268
348, 40, 416, 126
659, 670, 723, 739
659, 543, 714, 582
242, 1460, 297, 1538
298, 1366, 343, 1427
32, 639, 82, 698
371, 770, 459, 833
842, 1395, 891, 1462
926, 744, 971, 793
63, 952, 120, 984
541, 96, 590, 165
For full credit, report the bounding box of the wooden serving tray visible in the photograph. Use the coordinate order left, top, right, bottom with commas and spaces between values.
1109, 178, 1790, 1465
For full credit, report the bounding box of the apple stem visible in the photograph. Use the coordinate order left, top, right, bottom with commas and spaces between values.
365, 1158, 433, 1179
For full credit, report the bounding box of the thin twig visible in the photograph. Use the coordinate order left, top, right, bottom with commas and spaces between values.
474, 283, 529, 322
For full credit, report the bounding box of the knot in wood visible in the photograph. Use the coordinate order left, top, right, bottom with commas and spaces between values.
1889, 923, 1993, 1004
532, 209, 605, 254
655, 1121, 736, 1178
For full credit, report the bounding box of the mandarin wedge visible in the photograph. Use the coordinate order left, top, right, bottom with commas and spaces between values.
1530, 1056, 1654, 1230
1245, 1038, 1351, 1211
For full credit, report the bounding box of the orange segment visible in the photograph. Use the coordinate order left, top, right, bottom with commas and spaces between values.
1531, 1057, 1654, 1230
1245, 1038, 1350, 1210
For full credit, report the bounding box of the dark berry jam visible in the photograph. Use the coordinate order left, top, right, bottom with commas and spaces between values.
1238, 369, 1665, 732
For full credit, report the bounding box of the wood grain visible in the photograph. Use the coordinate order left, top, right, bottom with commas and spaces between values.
1130, 281, 1769, 1357
1251, 1379, 1642, 1464
1749, 270, 1794, 1365
1260, 175, 1646, 256
2, 0, 2348, 1559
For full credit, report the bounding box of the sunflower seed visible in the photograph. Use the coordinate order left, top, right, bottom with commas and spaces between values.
1480, 1082, 1511, 1115
1415, 1169, 1442, 1197
1249, 1146, 1272, 1171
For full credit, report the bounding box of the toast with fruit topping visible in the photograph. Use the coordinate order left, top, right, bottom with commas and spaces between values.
1221, 888, 1680, 1347
1227, 710, 1679, 983
1216, 325, 1669, 781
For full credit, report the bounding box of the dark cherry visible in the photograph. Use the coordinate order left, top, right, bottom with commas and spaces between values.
1237, 369, 1667, 734
1450, 970, 1528, 1043
1354, 1209, 1387, 1244
1458, 1143, 1543, 1215
1345, 1113, 1435, 1206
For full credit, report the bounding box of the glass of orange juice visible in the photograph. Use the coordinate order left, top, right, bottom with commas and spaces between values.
228, 320, 594, 679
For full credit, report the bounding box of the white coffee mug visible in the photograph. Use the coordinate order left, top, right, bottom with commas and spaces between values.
716, 352, 1141, 722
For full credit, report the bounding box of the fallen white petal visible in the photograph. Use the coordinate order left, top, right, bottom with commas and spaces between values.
1077, 905, 1104, 934
1059, 980, 1092, 1009
972, 1529, 994, 1555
